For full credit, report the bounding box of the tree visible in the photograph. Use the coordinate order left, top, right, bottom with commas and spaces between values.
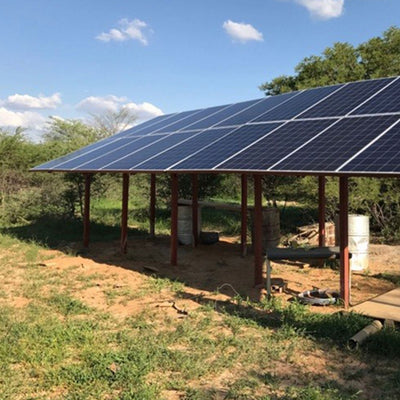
91, 108, 137, 137
260, 26, 400, 95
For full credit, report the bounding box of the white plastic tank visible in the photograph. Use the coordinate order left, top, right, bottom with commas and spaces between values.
335, 214, 369, 272
178, 205, 201, 245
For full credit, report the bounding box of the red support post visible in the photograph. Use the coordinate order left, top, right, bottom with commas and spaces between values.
170, 174, 178, 266
120, 173, 130, 254
192, 174, 199, 247
83, 174, 91, 248
339, 176, 350, 308
241, 174, 248, 257
253, 175, 263, 286
150, 174, 156, 238
318, 176, 326, 247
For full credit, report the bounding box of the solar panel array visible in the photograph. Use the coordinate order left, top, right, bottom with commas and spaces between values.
32, 76, 400, 175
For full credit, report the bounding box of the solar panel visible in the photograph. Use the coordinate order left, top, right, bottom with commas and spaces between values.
154, 104, 229, 133
174, 123, 282, 170
185, 99, 262, 130
351, 77, 400, 115
252, 84, 343, 122
298, 77, 395, 119
100, 131, 200, 171
31, 135, 122, 170
272, 115, 400, 172
217, 119, 336, 171
70, 135, 174, 171
115, 113, 177, 137
124, 109, 204, 136
50, 137, 145, 170
340, 119, 400, 172
32, 76, 400, 176
135, 128, 235, 170
215, 92, 299, 127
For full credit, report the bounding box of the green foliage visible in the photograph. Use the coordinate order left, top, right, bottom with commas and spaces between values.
260, 26, 400, 95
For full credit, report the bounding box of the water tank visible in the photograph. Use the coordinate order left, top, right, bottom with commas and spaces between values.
335, 214, 369, 272
178, 205, 201, 245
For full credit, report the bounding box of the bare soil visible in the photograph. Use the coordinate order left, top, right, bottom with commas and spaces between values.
36, 236, 400, 318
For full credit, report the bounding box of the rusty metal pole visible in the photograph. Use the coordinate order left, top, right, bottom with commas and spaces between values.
192, 174, 199, 247
120, 173, 130, 254
318, 176, 326, 247
150, 173, 156, 238
83, 174, 91, 248
241, 174, 248, 257
339, 176, 350, 308
170, 173, 178, 266
253, 175, 263, 286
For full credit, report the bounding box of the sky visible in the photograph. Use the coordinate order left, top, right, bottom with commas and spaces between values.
0, 0, 399, 140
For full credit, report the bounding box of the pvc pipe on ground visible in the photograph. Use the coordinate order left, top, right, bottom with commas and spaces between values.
348, 320, 383, 350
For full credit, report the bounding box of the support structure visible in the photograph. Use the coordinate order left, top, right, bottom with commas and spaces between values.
318, 176, 326, 247
120, 173, 130, 254
170, 173, 179, 266
253, 175, 263, 286
192, 174, 199, 247
150, 174, 156, 238
241, 174, 248, 257
83, 174, 91, 248
339, 176, 350, 308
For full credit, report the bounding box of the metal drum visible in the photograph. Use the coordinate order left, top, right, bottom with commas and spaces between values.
262, 207, 280, 249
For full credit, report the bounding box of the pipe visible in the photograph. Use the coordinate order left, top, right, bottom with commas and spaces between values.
348, 320, 383, 350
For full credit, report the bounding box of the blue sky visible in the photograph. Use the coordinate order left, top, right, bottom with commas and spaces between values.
0, 0, 399, 140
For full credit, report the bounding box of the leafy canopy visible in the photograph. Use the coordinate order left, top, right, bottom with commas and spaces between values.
260, 26, 400, 95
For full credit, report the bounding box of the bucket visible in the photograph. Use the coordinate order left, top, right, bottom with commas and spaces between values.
335, 214, 369, 272
178, 205, 201, 245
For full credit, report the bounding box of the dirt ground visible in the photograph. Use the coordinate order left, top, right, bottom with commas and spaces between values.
40, 235, 400, 318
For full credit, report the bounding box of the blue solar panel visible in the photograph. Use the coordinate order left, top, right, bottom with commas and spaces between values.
185, 99, 261, 130
350, 77, 400, 115
216, 92, 299, 127
70, 135, 172, 171
32, 76, 400, 175
155, 105, 229, 133
272, 115, 400, 172
31, 135, 122, 170
298, 78, 394, 119
340, 119, 400, 172
136, 128, 235, 170
217, 119, 336, 171
174, 123, 282, 170
252, 85, 343, 122
113, 113, 176, 138
124, 109, 203, 136
49, 137, 145, 170
99, 132, 200, 170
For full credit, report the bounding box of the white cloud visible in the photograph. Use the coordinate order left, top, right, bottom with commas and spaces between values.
223, 20, 263, 43
76, 95, 163, 123
294, 0, 344, 19
76, 95, 128, 114
0, 107, 46, 131
96, 18, 150, 45
123, 102, 163, 121
3, 92, 61, 110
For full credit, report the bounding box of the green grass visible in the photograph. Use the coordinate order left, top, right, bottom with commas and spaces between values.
2, 202, 400, 399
